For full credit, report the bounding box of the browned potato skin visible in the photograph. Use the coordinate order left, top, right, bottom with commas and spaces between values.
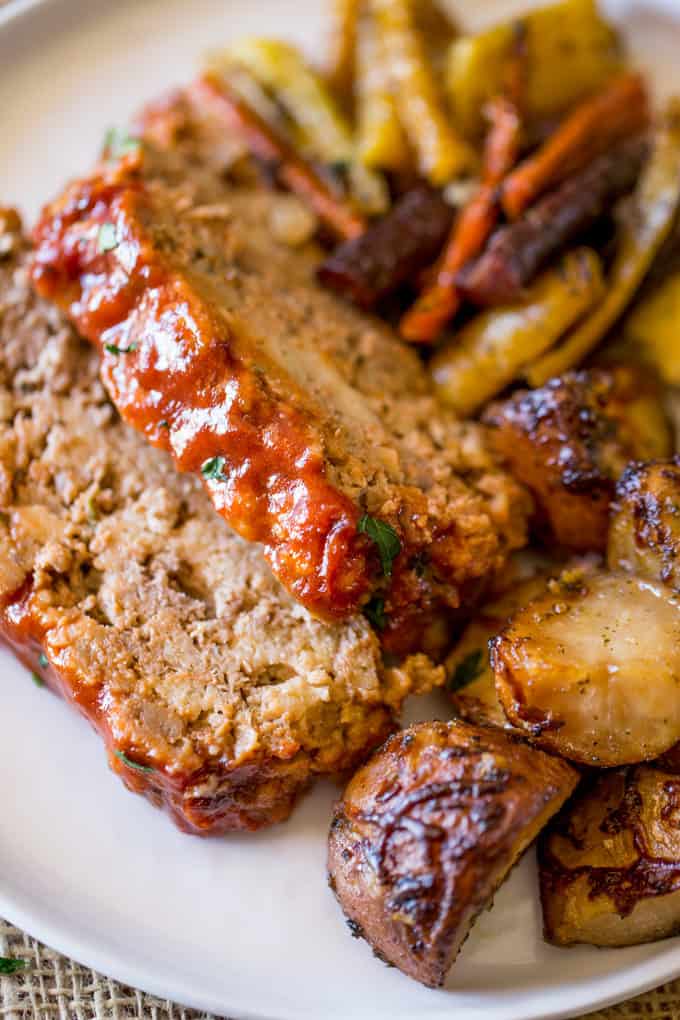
447, 570, 558, 729
327, 720, 579, 987
492, 567, 680, 766
608, 457, 680, 588
540, 765, 680, 947
483, 367, 671, 552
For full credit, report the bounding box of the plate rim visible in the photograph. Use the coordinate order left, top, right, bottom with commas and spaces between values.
2, 0, 680, 1016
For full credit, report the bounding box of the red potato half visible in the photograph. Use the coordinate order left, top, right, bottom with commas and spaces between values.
540, 765, 680, 947
328, 720, 578, 987
492, 568, 680, 766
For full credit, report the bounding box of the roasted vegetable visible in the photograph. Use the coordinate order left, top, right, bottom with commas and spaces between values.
224, 37, 389, 214
491, 567, 680, 766
371, 0, 474, 184
355, 11, 409, 171
501, 72, 649, 220
527, 114, 680, 385
540, 765, 680, 947
326, 0, 361, 103
608, 458, 680, 588
317, 185, 454, 308
328, 720, 578, 987
447, 572, 556, 728
624, 270, 680, 385
401, 94, 522, 343
459, 137, 648, 307
483, 367, 671, 551
191, 74, 366, 240
430, 248, 605, 417
447, 0, 622, 140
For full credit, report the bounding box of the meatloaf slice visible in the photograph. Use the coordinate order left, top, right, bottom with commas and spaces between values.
29, 90, 530, 650
0, 210, 443, 834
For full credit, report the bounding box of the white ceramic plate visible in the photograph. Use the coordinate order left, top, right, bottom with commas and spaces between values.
2, 1, 680, 1017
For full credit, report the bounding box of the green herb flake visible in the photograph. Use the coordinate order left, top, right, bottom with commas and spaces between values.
201, 455, 227, 482
103, 126, 142, 159
0, 957, 28, 975
38, 652, 49, 669
448, 648, 485, 692
104, 342, 137, 356
358, 515, 401, 577
114, 749, 154, 774
158, 420, 170, 430
31, 672, 45, 688
97, 222, 118, 253
364, 596, 387, 631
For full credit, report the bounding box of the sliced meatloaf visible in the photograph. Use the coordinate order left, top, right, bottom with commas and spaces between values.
0, 210, 443, 834
29, 89, 530, 651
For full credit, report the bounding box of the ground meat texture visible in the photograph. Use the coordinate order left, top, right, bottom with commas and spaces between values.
458, 137, 648, 307
29, 90, 530, 649
0, 214, 444, 834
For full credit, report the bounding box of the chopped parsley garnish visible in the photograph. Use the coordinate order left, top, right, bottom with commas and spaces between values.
0, 957, 28, 975
97, 222, 118, 253
201, 455, 227, 481
158, 420, 170, 430
114, 749, 154, 773
364, 596, 387, 631
358, 515, 401, 577
448, 648, 485, 692
38, 652, 48, 668
31, 672, 44, 688
103, 127, 141, 159
104, 342, 137, 356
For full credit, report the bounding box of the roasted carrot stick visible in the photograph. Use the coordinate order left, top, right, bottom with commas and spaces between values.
400, 95, 521, 343
501, 71, 649, 220
191, 73, 366, 241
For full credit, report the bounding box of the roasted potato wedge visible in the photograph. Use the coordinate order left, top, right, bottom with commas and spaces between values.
447, 0, 622, 140
492, 567, 680, 766
328, 720, 578, 987
608, 458, 680, 588
447, 572, 557, 728
483, 367, 672, 552
540, 765, 680, 946
430, 248, 605, 418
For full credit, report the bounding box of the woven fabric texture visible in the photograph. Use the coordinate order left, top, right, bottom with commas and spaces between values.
2, 916, 679, 1020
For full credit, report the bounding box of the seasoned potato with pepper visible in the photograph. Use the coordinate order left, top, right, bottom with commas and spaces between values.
447, 571, 557, 728
483, 367, 671, 552
540, 765, 680, 947
328, 720, 579, 987
608, 458, 680, 589
491, 567, 680, 766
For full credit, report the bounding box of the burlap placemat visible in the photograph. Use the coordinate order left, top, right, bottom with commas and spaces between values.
2, 916, 679, 1020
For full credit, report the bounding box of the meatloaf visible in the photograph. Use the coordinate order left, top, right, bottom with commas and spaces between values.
0, 210, 443, 834
29, 89, 530, 651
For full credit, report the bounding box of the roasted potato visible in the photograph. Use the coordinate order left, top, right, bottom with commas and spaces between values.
492, 567, 680, 766
431, 248, 605, 417
608, 458, 680, 588
328, 720, 579, 987
483, 367, 672, 552
540, 765, 680, 946
447, 571, 557, 728
447, 0, 622, 140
